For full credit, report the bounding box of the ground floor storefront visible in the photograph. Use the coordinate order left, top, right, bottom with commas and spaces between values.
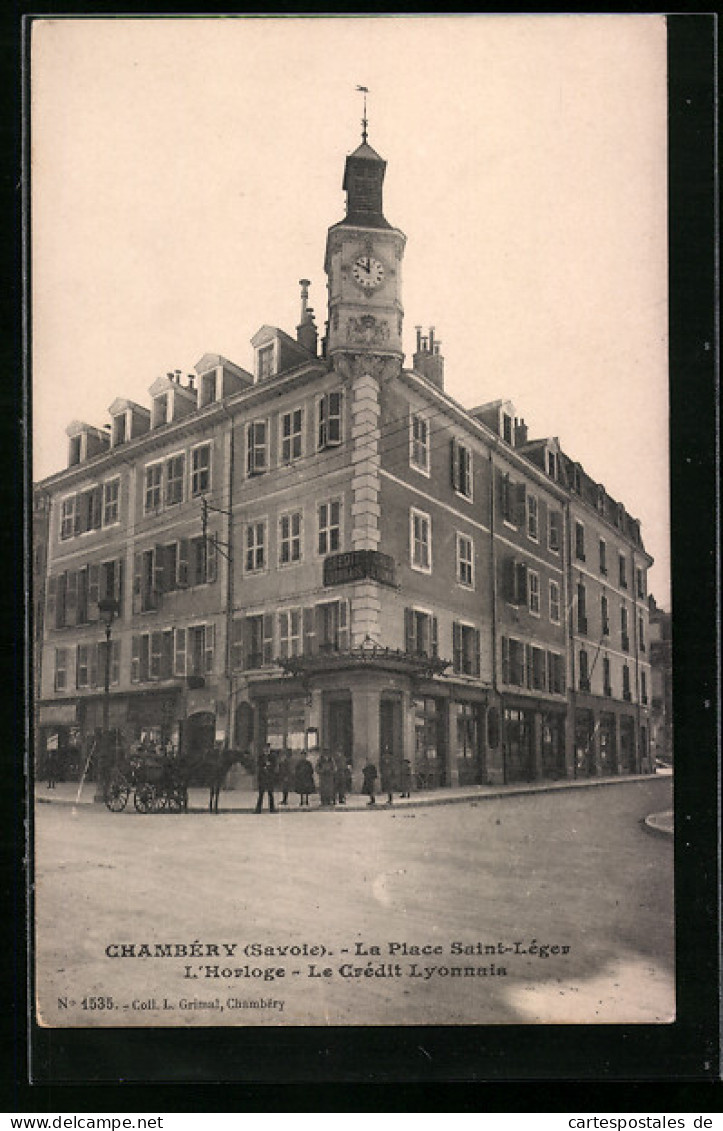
572, 694, 653, 778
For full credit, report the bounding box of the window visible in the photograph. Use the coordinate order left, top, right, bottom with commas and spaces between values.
531, 646, 546, 691
452, 622, 481, 677
318, 391, 342, 450
405, 608, 438, 658
547, 451, 557, 478
601, 656, 611, 697
572, 464, 582, 494
528, 570, 540, 616
621, 606, 629, 652
501, 637, 525, 686
548, 651, 565, 694
76, 644, 90, 689
318, 501, 341, 556
638, 614, 646, 652
281, 408, 303, 463
144, 464, 162, 513
279, 511, 302, 565
527, 495, 539, 541
60, 497, 76, 541
165, 455, 185, 506
579, 649, 590, 691
636, 567, 646, 599
188, 623, 215, 677
190, 535, 217, 586
502, 413, 513, 444
410, 509, 431, 572
577, 582, 587, 634
200, 370, 217, 406
245, 522, 266, 573
410, 413, 429, 472
54, 648, 67, 691
153, 394, 168, 427
506, 558, 528, 607
278, 609, 301, 659
549, 580, 561, 624
316, 600, 349, 653
258, 344, 274, 381
69, 436, 82, 465
191, 444, 211, 496
575, 521, 586, 561
246, 420, 268, 476
548, 510, 561, 553
599, 539, 607, 575
456, 533, 474, 588
619, 553, 628, 589
133, 548, 159, 612
451, 439, 472, 498
622, 664, 631, 701
103, 479, 120, 526
601, 594, 610, 636
641, 670, 648, 704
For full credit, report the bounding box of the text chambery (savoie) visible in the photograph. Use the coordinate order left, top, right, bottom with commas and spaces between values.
104, 939, 571, 960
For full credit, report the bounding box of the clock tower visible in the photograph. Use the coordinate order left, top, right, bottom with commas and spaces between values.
324, 135, 406, 362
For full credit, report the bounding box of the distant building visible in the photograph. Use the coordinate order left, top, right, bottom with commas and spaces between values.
648, 595, 673, 764
34, 125, 653, 788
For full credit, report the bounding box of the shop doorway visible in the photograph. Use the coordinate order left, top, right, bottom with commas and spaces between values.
181, 711, 215, 766
380, 697, 403, 785
504, 707, 534, 782
619, 715, 636, 774
234, 702, 255, 753
327, 698, 353, 764
456, 702, 486, 785
575, 709, 596, 777
541, 714, 566, 780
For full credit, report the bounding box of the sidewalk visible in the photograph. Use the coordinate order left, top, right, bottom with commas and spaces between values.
35, 768, 670, 814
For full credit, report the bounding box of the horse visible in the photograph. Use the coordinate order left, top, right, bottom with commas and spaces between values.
176, 747, 253, 814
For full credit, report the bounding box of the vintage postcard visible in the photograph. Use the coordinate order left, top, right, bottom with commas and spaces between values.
31, 15, 677, 1037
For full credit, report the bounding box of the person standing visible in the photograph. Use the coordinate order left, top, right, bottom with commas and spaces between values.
380, 745, 397, 805
334, 749, 349, 804
317, 750, 335, 807
400, 758, 412, 798
362, 758, 378, 806
255, 744, 276, 813
277, 750, 293, 806
294, 751, 315, 807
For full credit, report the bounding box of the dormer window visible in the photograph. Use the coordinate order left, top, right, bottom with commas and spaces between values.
153, 394, 169, 428
69, 436, 82, 466
257, 345, 274, 382
112, 413, 127, 446
502, 413, 513, 445
200, 370, 217, 408
547, 451, 557, 479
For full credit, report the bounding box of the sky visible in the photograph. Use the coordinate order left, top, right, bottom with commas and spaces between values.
31, 15, 670, 603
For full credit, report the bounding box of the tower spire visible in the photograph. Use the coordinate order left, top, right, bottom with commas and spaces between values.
356, 85, 369, 144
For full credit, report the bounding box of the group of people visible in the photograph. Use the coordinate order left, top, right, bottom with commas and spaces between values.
254, 746, 413, 812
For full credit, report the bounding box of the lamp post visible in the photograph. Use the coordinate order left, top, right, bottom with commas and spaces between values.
94, 597, 119, 802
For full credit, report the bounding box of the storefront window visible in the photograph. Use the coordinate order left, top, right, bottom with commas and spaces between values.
264, 698, 307, 751
414, 697, 445, 788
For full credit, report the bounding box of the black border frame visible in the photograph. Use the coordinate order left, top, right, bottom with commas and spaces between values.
5, 8, 720, 1109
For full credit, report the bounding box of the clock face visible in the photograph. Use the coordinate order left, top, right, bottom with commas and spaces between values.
352, 255, 385, 290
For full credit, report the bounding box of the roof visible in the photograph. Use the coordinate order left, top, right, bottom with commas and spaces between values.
347, 141, 385, 162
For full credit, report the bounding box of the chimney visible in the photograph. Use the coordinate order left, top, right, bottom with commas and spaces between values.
188, 375, 195, 391
167, 372, 175, 382
413, 324, 444, 390
297, 278, 318, 356
514, 417, 528, 447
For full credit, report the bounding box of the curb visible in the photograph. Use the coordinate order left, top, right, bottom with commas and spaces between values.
35, 772, 668, 815
643, 810, 674, 839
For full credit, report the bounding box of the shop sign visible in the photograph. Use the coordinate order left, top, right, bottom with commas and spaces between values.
38, 701, 78, 726
323, 549, 396, 588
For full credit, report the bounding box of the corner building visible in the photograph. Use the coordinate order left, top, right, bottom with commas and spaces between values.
36, 129, 653, 788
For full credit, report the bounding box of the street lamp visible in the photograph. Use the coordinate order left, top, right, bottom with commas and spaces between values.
94, 597, 119, 802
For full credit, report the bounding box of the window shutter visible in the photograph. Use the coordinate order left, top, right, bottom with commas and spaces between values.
115, 558, 124, 607
504, 557, 516, 603
547, 650, 554, 693
452, 621, 462, 673
501, 636, 509, 683
318, 396, 326, 449
500, 473, 512, 522
177, 539, 189, 587
154, 543, 165, 597
131, 635, 141, 683
450, 439, 459, 491
431, 616, 439, 658
73, 494, 81, 535
89, 642, 99, 689
338, 600, 349, 651
46, 575, 57, 623
263, 613, 274, 664
231, 619, 244, 670
88, 564, 100, 621
207, 535, 218, 584
92, 486, 102, 529
65, 570, 78, 626
132, 552, 143, 614
514, 483, 527, 527
473, 629, 481, 677
303, 607, 316, 655
174, 628, 186, 676
205, 623, 215, 673
404, 607, 415, 653
525, 643, 533, 689
161, 632, 173, 679
516, 561, 528, 606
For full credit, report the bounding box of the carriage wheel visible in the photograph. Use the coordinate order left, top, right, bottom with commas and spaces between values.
105, 774, 129, 812
134, 784, 157, 813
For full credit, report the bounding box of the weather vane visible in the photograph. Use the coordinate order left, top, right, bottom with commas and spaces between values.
356, 85, 369, 144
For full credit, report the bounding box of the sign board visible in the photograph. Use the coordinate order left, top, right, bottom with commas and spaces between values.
37, 701, 78, 726
323, 549, 396, 588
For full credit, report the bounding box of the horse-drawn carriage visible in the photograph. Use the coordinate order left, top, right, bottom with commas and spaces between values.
104, 746, 187, 813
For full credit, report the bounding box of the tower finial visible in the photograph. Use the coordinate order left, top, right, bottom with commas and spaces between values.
356, 84, 369, 144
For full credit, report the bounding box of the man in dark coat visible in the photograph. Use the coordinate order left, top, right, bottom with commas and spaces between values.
255, 745, 277, 813
380, 746, 397, 805
277, 750, 293, 805
294, 752, 315, 807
